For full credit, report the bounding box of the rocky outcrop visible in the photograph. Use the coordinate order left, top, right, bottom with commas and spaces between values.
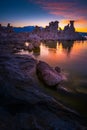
0, 20, 86, 42
31, 20, 85, 40
36, 61, 64, 87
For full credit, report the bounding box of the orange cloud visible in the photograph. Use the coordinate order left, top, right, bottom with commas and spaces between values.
75, 19, 87, 24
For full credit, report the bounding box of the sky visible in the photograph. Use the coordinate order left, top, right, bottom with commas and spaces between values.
0, 0, 87, 32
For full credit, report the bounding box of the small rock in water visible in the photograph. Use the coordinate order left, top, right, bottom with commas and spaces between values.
28, 43, 34, 51
36, 61, 63, 87
55, 66, 61, 73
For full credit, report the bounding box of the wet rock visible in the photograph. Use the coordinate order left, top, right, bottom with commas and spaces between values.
27, 42, 41, 51
36, 61, 63, 87
0, 54, 57, 105
55, 66, 61, 73
28, 43, 34, 51
32, 41, 41, 48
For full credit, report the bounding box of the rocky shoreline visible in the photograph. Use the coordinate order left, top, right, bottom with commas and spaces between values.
1, 20, 87, 41
0, 41, 87, 130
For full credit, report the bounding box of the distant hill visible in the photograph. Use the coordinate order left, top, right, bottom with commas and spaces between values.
13, 26, 35, 33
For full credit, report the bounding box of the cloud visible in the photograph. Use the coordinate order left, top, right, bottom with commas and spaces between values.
30, 0, 87, 20
28, 0, 87, 31
75, 19, 87, 24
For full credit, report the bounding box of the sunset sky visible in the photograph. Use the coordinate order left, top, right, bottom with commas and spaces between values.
0, 0, 87, 32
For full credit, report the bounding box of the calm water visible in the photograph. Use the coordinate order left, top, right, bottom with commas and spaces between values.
20, 40, 87, 116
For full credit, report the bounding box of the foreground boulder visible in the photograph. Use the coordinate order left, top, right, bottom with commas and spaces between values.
0, 54, 86, 130
36, 61, 63, 87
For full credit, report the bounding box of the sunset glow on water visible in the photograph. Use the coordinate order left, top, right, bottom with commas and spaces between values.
21, 40, 87, 89
18, 40, 87, 116
36, 41, 87, 72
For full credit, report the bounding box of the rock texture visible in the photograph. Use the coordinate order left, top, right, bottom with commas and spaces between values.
36, 61, 63, 87
0, 42, 87, 130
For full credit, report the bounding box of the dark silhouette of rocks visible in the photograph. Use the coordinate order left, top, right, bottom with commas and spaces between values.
64, 21, 75, 33
0, 20, 86, 43
0, 23, 14, 33
45, 21, 59, 33
31, 20, 85, 40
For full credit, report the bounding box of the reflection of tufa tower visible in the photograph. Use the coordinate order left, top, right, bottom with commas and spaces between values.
69, 20, 75, 32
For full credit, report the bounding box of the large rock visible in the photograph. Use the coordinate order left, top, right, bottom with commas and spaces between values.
36, 61, 63, 87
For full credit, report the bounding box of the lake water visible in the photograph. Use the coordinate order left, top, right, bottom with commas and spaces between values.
20, 40, 87, 117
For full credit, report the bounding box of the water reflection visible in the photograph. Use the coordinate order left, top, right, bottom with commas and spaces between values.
19, 40, 87, 117
35, 40, 87, 74
41, 40, 74, 56
19, 40, 87, 95
33, 47, 40, 57
42, 40, 57, 48
20, 40, 76, 58
20, 40, 87, 75
36, 40, 87, 92
60, 40, 74, 56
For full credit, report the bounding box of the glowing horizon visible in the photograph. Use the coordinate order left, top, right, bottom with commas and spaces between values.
1, 20, 87, 33
0, 0, 87, 32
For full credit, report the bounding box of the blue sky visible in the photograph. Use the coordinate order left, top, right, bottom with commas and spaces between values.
0, 0, 87, 32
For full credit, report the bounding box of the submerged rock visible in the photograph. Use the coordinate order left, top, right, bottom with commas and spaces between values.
36, 61, 63, 87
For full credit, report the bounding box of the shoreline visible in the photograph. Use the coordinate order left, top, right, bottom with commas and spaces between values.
0, 41, 87, 129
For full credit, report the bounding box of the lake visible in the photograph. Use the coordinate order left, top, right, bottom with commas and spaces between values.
20, 40, 87, 117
